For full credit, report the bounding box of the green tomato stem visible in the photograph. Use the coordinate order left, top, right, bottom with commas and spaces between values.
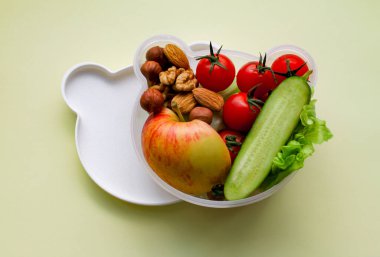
302, 70, 313, 81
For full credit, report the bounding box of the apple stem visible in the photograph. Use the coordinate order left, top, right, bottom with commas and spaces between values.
171, 101, 185, 122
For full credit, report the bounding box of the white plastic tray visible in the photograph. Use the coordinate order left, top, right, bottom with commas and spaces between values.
62, 36, 317, 207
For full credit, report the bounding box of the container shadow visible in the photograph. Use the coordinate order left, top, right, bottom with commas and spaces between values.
81, 168, 285, 249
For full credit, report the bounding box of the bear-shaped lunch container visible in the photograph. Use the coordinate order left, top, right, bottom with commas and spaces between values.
61, 34, 317, 208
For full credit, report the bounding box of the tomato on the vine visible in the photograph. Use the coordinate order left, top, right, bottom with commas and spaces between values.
219, 130, 245, 163
271, 54, 309, 85
252, 84, 272, 102
237, 53, 277, 93
222, 92, 263, 133
196, 42, 235, 92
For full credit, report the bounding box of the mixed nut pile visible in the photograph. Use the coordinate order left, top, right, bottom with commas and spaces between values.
139, 44, 224, 125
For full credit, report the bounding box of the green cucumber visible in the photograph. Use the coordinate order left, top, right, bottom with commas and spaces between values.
224, 72, 312, 200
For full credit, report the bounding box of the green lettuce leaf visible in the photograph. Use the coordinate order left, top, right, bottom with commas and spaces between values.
261, 99, 333, 189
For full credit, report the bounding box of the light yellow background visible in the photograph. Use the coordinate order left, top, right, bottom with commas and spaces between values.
1, 0, 379, 256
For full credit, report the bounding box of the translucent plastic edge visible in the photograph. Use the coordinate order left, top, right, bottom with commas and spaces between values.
131, 35, 317, 208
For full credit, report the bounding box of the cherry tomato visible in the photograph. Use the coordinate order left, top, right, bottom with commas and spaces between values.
219, 130, 245, 163
222, 92, 262, 133
196, 42, 235, 92
252, 84, 272, 102
237, 54, 277, 92
271, 54, 309, 85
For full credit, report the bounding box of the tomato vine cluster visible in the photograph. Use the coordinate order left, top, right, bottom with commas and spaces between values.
195, 42, 310, 163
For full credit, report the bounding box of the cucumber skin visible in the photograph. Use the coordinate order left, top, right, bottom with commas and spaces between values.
224, 76, 311, 200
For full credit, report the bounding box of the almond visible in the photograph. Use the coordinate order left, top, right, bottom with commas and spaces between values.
171, 92, 196, 114
192, 88, 224, 112
163, 44, 190, 69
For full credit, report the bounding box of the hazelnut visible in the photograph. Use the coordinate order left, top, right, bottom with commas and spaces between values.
140, 61, 162, 83
189, 107, 213, 124
140, 88, 164, 114
146, 46, 169, 68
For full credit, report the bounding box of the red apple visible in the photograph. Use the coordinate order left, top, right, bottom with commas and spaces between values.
142, 108, 231, 195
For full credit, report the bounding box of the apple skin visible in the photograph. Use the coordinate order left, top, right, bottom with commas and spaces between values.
142, 108, 231, 195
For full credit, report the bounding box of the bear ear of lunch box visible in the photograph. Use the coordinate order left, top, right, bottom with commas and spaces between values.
61, 34, 317, 208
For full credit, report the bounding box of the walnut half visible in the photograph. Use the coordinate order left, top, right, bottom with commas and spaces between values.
173, 69, 198, 92
159, 67, 177, 85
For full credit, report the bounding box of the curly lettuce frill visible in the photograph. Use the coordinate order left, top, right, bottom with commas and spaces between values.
261, 100, 333, 189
